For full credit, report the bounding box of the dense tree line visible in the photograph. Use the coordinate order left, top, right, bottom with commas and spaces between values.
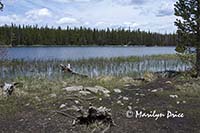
0, 24, 177, 46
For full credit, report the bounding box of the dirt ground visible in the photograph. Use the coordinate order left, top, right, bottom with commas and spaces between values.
0, 77, 200, 133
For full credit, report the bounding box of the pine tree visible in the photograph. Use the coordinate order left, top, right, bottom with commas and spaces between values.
174, 0, 200, 77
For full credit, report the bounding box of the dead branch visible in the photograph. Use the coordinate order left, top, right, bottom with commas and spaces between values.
60, 64, 89, 77
55, 110, 76, 119
57, 104, 115, 128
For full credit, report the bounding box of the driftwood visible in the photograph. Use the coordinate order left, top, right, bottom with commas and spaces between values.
0, 82, 19, 96
56, 104, 115, 128
60, 64, 89, 77
155, 70, 181, 78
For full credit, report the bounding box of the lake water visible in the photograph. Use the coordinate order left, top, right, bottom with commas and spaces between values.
1, 46, 190, 79
4, 46, 176, 60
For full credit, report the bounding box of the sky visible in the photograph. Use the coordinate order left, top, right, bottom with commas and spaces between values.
0, 0, 177, 33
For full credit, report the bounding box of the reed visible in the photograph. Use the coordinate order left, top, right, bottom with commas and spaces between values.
0, 54, 191, 79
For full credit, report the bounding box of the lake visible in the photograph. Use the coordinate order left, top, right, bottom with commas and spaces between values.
1, 46, 190, 79
4, 46, 176, 60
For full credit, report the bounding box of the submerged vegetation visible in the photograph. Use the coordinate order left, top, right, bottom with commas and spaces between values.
0, 54, 191, 79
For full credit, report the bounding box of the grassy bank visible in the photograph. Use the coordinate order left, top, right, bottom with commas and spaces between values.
0, 72, 200, 132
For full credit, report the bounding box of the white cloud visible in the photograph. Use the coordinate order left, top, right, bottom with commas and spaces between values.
123, 22, 139, 28
25, 8, 52, 19
0, 14, 29, 25
56, 17, 79, 24
1, 0, 177, 33
53, 0, 91, 3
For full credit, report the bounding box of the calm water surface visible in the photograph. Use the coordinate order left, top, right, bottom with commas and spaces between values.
5, 46, 176, 60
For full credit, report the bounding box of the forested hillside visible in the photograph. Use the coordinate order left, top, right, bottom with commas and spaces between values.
0, 24, 177, 46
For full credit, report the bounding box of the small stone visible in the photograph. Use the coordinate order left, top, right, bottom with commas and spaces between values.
135, 93, 139, 96
117, 100, 124, 105
169, 95, 178, 98
113, 89, 122, 93
25, 103, 30, 106
99, 98, 102, 101
176, 101, 180, 104
63, 86, 83, 91
35, 96, 41, 102
117, 100, 122, 104
127, 106, 132, 110
151, 89, 158, 93
118, 95, 122, 99
60, 104, 66, 108
166, 81, 172, 84
74, 100, 79, 104
50, 93, 57, 98
123, 97, 129, 101
136, 99, 139, 104
182, 100, 186, 104
140, 94, 145, 97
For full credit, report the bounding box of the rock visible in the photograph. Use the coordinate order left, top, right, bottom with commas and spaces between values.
60, 104, 66, 108
50, 93, 57, 98
117, 100, 124, 105
182, 100, 186, 104
123, 97, 129, 101
127, 106, 132, 110
79, 90, 91, 95
96, 86, 110, 94
85, 87, 99, 93
140, 94, 145, 97
176, 101, 180, 104
35, 96, 41, 102
85, 86, 110, 95
63, 86, 83, 92
151, 89, 158, 93
136, 98, 139, 104
74, 100, 80, 104
166, 81, 172, 84
169, 94, 178, 98
118, 95, 122, 99
99, 98, 102, 101
25, 103, 30, 106
113, 89, 122, 93
104, 94, 110, 97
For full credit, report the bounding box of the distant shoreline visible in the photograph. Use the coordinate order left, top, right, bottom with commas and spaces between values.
0, 45, 176, 48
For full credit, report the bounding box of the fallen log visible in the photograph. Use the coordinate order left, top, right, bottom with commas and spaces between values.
56, 104, 115, 127
60, 64, 89, 77
0, 82, 19, 96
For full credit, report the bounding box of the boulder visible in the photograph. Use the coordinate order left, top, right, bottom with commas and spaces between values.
63, 86, 83, 92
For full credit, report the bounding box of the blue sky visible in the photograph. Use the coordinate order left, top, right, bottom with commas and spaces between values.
0, 0, 177, 33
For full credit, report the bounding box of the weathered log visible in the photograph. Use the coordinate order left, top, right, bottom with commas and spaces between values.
60, 64, 89, 77
56, 104, 115, 127
0, 82, 19, 96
